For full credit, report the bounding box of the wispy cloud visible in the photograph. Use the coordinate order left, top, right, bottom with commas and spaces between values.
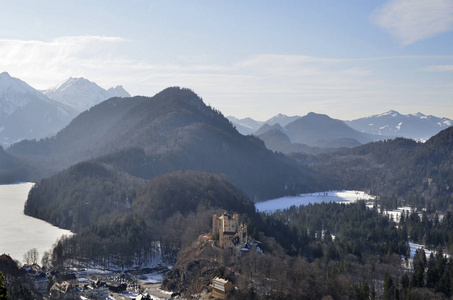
0, 36, 127, 88
371, 0, 453, 45
422, 65, 453, 72
0, 36, 452, 119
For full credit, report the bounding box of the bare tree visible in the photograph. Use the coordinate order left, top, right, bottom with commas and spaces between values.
23, 248, 39, 265
41, 251, 51, 269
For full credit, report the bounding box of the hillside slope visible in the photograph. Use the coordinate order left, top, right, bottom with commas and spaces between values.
302, 127, 453, 210
19, 88, 323, 231
285, 112, 378, 147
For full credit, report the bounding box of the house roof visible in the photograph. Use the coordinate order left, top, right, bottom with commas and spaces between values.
213, 277, 229, 284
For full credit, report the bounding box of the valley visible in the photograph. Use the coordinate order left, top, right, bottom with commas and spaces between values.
1, 2, 452, 299
0, 85, 452, 299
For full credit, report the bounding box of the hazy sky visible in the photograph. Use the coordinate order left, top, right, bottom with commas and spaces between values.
0, 0, 452, 120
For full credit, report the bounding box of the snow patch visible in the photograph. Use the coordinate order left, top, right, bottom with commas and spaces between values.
409, 242, 432, 259
137, 273, 164, 284
44, 77, 131, 112
383, 206, 412, 223
256, 190, 375, 214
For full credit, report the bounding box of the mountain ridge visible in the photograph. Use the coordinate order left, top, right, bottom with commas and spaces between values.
344, 110, 451, 141
229, 110, 452, 142
254, 112, 380, 150
0, 72, 78, 147
44, 77, 131, 112
10, 87, 321, 201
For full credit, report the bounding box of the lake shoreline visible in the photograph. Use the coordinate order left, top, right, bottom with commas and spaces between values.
0, 182, 72, 262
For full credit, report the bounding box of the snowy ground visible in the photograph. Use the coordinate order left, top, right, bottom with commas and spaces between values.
383, 206, 412, 223
256, 190, 376, 213
409, 242, 433, 259
136, 273, 164, 284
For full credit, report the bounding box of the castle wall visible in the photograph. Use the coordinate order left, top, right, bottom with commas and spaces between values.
212, 213, 248, 248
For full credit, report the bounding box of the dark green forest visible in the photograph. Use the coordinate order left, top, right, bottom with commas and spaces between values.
0, 147, 28, 184
11, 87, 322, 202
2, 87, 453, 298
291, 127, 453, 211
46, 171, 256, 269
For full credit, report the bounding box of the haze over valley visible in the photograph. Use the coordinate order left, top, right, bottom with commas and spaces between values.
1, 1, 453, 299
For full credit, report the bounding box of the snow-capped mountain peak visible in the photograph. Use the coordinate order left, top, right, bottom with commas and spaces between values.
107, 85, 130, 98
265, 113, 301, 127
347, 110, 453, 140
376, 110, 401, 118
44, 77, 131, 112
0, 72, 51, 117
0, 72, 78, 146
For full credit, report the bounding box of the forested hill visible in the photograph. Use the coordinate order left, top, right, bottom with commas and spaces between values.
7, 95, 148, 177
0, 146, 28, 183
20, 87, 325, 230
301, 126, 453, 210
10, 87, 322, 199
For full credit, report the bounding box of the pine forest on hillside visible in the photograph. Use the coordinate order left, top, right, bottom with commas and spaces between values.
0, 86, 452, 299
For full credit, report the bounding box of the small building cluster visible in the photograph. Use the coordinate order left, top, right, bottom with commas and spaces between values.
212, 213, 248, 248
207, 213, 263, 298
211, 277, 235, 299
19, 263, 144, 299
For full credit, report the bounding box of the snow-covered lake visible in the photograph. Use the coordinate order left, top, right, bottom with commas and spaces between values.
0, 182, 72, 262
256, 190, 376, 213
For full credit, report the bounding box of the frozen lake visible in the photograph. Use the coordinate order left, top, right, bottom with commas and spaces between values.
0, 182, 72, 263
256, 190, 376, 214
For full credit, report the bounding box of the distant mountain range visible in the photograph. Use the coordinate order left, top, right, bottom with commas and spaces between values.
227, 114, 299, 135
0, 72, 78, 146
2, 83, 452, 237
253, 112, 382, 151
44, 77, 130, 112
228, 110, 453, 148
227, 116, 264, 135
9, 87, 319, 202
0, 73, 130, 147
345, 110, 452, 141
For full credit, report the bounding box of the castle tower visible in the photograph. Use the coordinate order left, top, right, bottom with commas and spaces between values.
212, 213, 247, 248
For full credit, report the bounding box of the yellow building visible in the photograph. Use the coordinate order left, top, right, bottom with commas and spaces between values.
211, 277, 235, 299
212, 213, 247, 248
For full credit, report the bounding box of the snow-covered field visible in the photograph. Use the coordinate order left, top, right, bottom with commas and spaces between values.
137, 273, 164, 284
256, 190, 375, 213
383, 206, 412, 223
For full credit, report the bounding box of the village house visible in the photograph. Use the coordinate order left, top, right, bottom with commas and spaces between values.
49, 281, 80, 300
22, 263, 43, 275
82, 280, 109, 299
211, 277, 235, 299
212, 213, 248, 248
31, 275, 49, 296
21, 263, 49, 296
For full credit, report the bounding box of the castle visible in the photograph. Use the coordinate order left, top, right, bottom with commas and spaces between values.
212, 213, 248, 248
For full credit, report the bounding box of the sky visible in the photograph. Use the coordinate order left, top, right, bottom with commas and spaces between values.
0, 0, 452, 121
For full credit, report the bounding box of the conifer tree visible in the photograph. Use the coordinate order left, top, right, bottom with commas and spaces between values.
0, 272, 7, 300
